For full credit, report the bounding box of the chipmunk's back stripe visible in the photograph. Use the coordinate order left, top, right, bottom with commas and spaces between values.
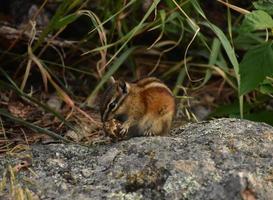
135, 77, 162, 87
142, 81, 173, 96
135, 77, 173, 96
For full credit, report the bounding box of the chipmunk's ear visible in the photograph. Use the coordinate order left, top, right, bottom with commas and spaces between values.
109, 76, 115, 84
117, 80, 129, 94
106, 76, 116, 87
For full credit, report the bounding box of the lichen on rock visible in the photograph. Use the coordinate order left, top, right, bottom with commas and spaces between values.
0, 118, 273, 199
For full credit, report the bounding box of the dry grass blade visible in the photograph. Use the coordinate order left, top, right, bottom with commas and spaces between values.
79, 10, 108, 77
25, 21, 74, 107
86, 47, 136, 105
217, 0, 250, 14
189, 63, 237, 89
0, 0, 48, 62
0, 109, 73, 143
0, 160, 36, 200
20, 59, 32, 91
171, 0, 200, 82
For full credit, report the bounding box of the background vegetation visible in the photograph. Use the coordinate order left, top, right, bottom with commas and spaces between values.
0, 0, 273, 148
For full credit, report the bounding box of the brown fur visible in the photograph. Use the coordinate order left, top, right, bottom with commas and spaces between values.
100, 77, 175, 138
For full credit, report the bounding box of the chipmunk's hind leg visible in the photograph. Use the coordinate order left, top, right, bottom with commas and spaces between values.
141, 122, 157, 136
148, 117, 172, 136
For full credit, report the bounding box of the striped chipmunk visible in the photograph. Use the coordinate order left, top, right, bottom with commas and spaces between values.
99, 77, 175, 140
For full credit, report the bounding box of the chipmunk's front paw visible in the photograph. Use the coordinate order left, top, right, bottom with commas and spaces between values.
103, 119, 130, 141
119, 126, 129, 137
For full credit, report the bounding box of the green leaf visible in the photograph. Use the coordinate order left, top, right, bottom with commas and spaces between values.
239, 10, 273, 32
209, 102, 252, 117
53, 13, 80, 30
244, 111, 273, 126
202, 22, 239, 80
259, 84, 273, 94
208, 38, 221, 65
239, 42, 273, 95
33, 0, 82, 51
253, 0, 273, 15
192, 0, 244, 118
210, 102, 273, 126
259, 79, 273, 94
234, 32, 265, 50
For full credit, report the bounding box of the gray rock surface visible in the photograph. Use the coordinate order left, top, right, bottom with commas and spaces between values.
1, 118, 273, 199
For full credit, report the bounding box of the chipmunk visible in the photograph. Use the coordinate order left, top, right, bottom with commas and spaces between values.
100, 77, 175, 140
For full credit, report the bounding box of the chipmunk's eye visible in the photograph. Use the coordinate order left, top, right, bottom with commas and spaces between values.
109, 101, 117, 110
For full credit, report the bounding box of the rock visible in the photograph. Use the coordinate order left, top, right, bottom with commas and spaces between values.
0, 118, 273, 199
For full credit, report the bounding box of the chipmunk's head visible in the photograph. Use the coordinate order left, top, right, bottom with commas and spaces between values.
100, 77, 130, 122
